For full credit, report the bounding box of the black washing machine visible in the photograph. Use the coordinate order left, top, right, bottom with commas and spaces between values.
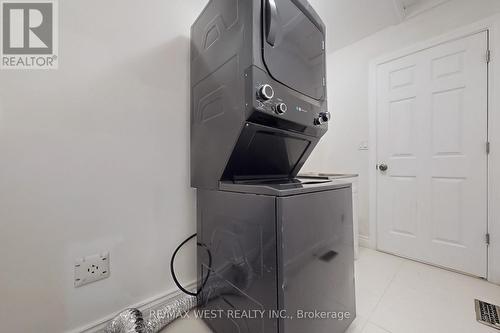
190, 1, 355, 332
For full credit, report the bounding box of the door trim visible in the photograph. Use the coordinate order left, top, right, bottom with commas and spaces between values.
368, 14, 500, 283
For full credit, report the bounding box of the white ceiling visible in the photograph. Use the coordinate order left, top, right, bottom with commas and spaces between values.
308, 0, 440, 52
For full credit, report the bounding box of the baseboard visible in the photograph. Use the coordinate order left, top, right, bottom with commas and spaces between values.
359, 235, 373, 249
68, 281, 197, 333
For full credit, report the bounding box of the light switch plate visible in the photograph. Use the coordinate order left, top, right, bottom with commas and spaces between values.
358, 141, 369, 151
74, 252, 110, 287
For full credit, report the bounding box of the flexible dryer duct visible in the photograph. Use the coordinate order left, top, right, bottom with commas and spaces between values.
104, 308, 146, 333
104, 294, 198, 333
104, 263, 250, 333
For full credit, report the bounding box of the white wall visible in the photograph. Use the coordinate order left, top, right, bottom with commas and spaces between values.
309, 0, 402, 52
302, 0, 500, 245
0, 1, 207, 332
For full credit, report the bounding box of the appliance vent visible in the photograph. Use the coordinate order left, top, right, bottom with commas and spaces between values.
475, 299, 500, 330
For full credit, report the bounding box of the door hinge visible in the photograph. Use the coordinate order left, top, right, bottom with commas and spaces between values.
322, 40, 325, 51
486, 141, 491, 154
486, 50, 491, 63
322, 77, 326, 86
486, 233, 491, 245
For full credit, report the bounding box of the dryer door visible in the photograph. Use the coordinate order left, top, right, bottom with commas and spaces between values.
262, 0, 325, 100
221, 122, 318, 182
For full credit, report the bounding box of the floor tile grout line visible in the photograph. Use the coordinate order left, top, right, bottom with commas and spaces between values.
369, 321, 394, 333
363, 259, 406, 327
356, 316, 369, 333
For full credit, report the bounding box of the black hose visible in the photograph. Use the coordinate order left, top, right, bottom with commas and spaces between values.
170, 233, 212, 297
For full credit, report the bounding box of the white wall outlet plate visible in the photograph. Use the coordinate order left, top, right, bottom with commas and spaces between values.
358, 141, 369, 151
74, 252, 110, 287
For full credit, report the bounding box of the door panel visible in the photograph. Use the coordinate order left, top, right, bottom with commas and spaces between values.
426, 32, 488, 274
391, 177, 418, 238
262, 0, 325, 100
431, 178, 464, 246
277, 188, 355, 333
376, 31, 488, 277
377, 53, 422, 260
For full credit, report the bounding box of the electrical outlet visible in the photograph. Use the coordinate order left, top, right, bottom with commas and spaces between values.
74, 252, 110, 287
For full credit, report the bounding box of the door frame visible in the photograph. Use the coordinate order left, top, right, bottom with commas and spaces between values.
368, 14, 500, 283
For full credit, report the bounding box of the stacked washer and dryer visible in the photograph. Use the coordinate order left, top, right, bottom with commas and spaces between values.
190, 1, 356, 332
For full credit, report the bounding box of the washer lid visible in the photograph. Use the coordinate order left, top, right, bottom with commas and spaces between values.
219, 178, 350, 196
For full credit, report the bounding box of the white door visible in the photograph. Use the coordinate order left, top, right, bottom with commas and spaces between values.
376, 31, 488, 277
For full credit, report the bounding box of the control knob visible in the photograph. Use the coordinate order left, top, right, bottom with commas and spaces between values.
314, 111, 331, 125
258, 84, 274, 101
275, 102, 287, 115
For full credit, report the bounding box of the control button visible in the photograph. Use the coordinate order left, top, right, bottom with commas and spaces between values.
258, 84, 274, 101
314, 111, 331, 125
276, 103, 287, 115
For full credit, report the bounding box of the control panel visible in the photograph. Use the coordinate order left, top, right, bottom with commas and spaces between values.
256, 84, 290, 117
249, 67, 329, 131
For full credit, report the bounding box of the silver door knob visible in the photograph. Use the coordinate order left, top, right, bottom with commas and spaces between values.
378, 163, 388, 172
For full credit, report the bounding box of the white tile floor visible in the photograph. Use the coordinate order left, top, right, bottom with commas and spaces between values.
160, 248, 500, 333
